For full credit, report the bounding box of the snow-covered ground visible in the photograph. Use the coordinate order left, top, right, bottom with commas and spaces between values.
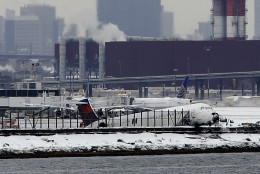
214, 107, 260, 127
0, 133, 260, 155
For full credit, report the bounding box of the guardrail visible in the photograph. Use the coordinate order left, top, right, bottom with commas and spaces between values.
0, 109, 188, 130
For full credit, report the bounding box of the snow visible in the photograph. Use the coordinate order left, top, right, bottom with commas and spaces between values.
0, 133, 260, 154
213, 107, 260, 126
1, 102, 260, 155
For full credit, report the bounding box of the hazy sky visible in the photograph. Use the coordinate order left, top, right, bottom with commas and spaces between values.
0, 0, 255, 39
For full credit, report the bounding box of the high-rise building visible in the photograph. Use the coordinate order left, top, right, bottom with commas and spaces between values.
0, 16, 5, 53
98, 0, 163, 37
5, 16, 40, 54
5, 9, 15, 19
20, 4, 56, 55
254, 0, 260, 39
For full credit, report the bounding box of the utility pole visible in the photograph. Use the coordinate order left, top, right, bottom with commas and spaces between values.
174, 68, 178, 96
205, 46, 211, 99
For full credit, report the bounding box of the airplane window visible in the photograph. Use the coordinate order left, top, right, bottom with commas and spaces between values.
201, 107, 212, 110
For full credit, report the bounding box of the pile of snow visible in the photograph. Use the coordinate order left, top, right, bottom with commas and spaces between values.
0, 133, 260, 154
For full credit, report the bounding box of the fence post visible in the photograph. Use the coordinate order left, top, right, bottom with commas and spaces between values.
70, 109, 72, 128
17, 112, 20, 129
105, 108, 107, 127
48, 109, 50, 129
112, 114, 114, 127
77, 110, 79, 128
120, 110, 121, 127
25, 116, 27, 129
40, 111, 42, 129
141, 110, 143, 127
174, 109, 176, 126
9, 111, 12, 129
182, 109, 184, 126
56, 110, 58, 129
33, 111, 35, 129
127, 110, 128, 127
62, 108, 64, 129
97, 110, 99, 129
2, 114, 3, 129
147, 111, 149, 127
154, 110, 156, 127
134, 112, 136, 127
161, 110, 163, 127
168, 110, 170, 127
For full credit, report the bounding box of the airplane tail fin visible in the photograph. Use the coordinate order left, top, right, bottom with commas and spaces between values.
77, 99, 99, 127
177, 76, 189, 99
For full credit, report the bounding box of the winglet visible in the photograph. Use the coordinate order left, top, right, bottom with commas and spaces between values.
182, 76, 189, 91
177, 76, 189, 99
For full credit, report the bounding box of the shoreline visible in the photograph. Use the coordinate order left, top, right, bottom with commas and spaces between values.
1, 132, 260, 159
1, 147, 260, 159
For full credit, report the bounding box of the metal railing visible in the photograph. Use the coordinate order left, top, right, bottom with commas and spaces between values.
0, 109, 189, 130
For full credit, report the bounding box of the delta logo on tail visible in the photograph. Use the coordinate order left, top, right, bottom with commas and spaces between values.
177, 76, 189, 99
77, 99, 99, 127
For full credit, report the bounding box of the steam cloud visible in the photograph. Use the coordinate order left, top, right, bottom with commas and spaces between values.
41, 65, 54, 73
0, 64, 15, 73
86, 23, 126, 44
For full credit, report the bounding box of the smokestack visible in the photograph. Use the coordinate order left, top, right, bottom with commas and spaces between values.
226, 0, 246, 40
99, 43, 105, 79
212, 0, 226, 40
79, 37, 86, 79
59, 37, 66, 80
212, 0, 246, 40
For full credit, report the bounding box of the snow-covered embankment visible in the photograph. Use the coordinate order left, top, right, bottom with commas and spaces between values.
0, 133, 260, 157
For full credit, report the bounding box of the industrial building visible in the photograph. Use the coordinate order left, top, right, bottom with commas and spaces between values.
54, 0, 257, 91
55, 37, 260, 90
54, 38, 99, 80
105, 40, 260, 77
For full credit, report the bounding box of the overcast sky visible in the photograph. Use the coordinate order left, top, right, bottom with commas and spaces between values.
0, 0, 255, 39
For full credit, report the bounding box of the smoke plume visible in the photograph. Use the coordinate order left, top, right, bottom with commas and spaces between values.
86, 23, 126, 44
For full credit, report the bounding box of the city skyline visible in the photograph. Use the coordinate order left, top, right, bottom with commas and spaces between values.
0, 0, 255, 39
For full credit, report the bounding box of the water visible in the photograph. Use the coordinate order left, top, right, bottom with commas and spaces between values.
1, 153, 260, 174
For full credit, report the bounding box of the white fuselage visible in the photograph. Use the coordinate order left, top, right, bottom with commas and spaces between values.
132, 97, 191, 110
89, 103, 215, 128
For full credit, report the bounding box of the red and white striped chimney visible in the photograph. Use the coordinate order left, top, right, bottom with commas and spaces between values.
213, 0, 226, 40
226, 0, 246, 40
213, 0, 246, 40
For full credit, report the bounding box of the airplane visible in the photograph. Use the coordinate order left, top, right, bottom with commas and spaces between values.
76, 98, 219, 128
130, 76, 192, 109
